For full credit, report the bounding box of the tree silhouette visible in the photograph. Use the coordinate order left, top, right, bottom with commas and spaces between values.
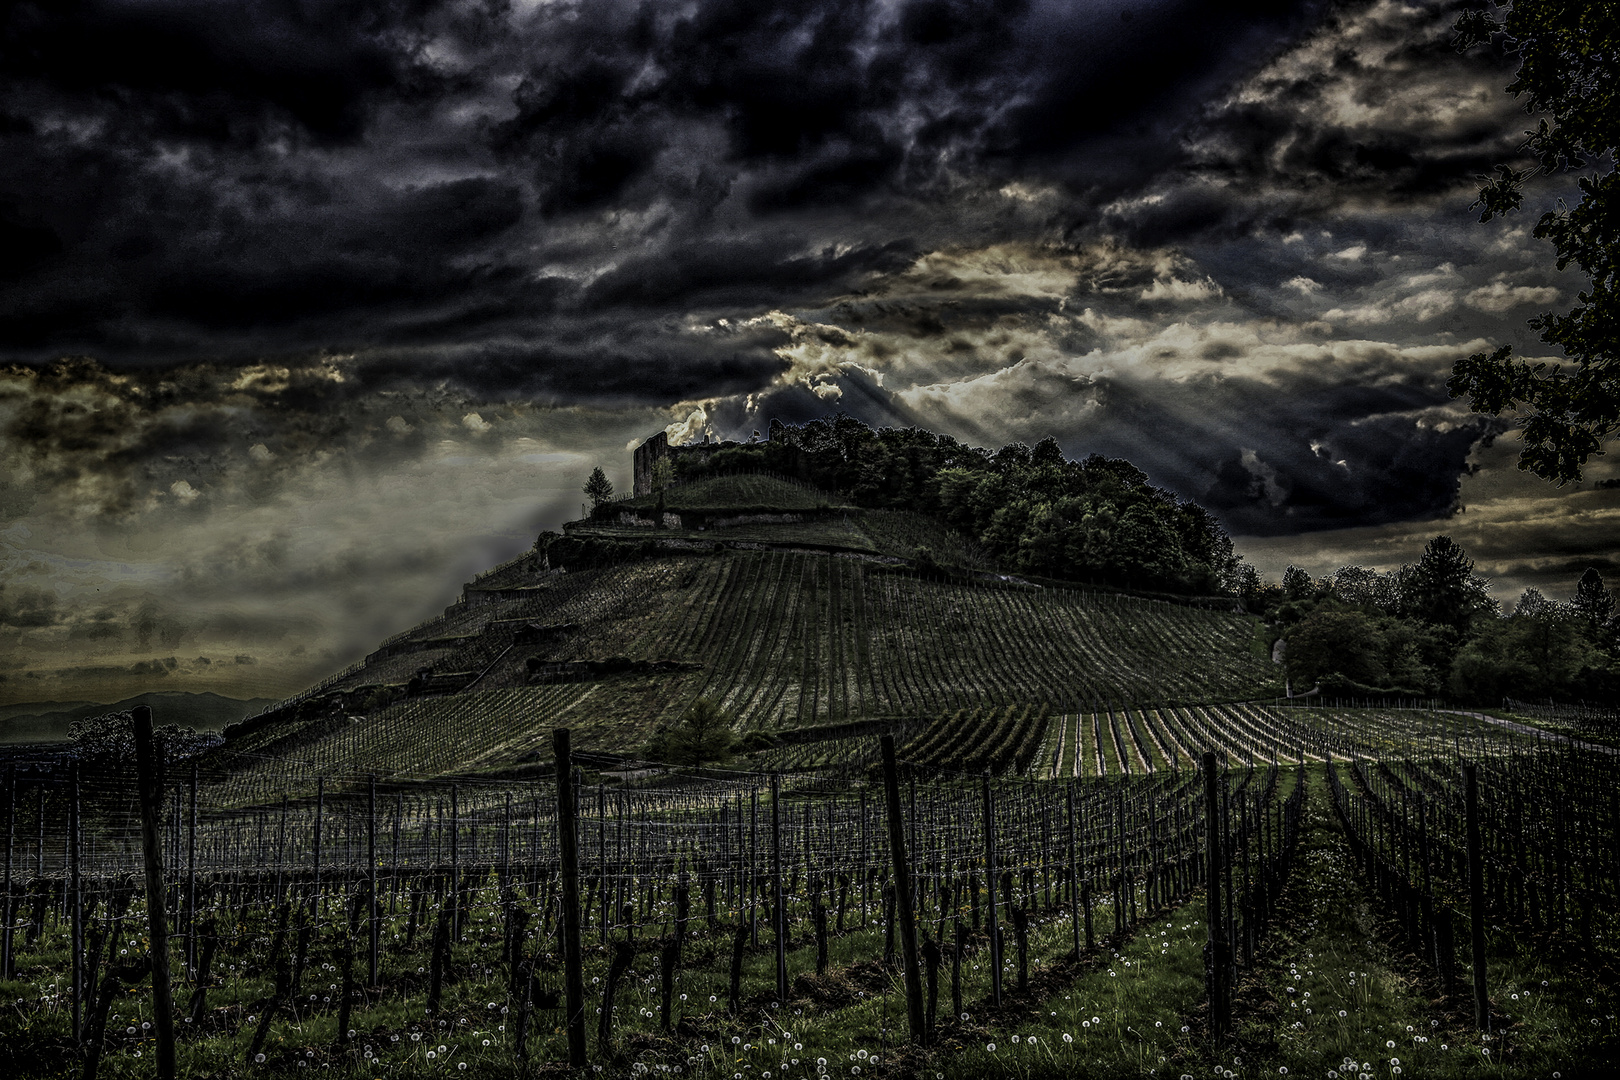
1403, 535, 1491, 633
1450, 4, 1620, 482
1571, 568, 1616, 653
583, 466, 614, 508
642, 698, 737, 766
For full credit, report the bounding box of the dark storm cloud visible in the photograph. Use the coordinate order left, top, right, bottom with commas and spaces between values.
0, 583, 59, 628
351, 317, 795, 403
0, 0, 1576, 568
916, 355, 1503, 535
1, 0, 438, 145
0, 0, 1328, 385
1102, 0, 1524, 248
34, 657, 179, 682
1188, 391, 1500, 535
578, 237, 920, 311
0, 357, 367, 521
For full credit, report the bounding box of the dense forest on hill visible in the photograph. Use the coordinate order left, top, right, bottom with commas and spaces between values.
671, 415, 1243, 595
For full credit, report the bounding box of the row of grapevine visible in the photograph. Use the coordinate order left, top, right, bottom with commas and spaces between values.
1035, 704, 1543, 781
1327, 743, 1620, 993
896, 705, 1053, 776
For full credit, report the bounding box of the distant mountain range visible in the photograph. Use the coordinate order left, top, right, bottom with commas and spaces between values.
0, 692, 277, 744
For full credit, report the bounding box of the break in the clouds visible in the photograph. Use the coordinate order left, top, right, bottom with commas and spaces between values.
2, 0, 1616, 703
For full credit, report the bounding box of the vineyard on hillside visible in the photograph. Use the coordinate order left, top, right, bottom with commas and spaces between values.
229, 549, 1275, 784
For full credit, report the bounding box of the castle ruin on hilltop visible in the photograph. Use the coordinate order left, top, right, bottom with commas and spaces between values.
632, 423, 775, 495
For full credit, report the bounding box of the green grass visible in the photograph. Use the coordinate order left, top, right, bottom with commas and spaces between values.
1219, 768, 1619, 1079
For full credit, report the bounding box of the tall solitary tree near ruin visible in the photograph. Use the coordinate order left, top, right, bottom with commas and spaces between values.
583, 466, 614, 508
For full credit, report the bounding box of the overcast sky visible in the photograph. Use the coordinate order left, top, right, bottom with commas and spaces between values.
3, 0, 1617, 707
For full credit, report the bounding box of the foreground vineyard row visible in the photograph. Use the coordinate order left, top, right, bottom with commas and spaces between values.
3, 708, 1619, 1077
1327, 744, 1620, 1005
2, 731, 1309, 1078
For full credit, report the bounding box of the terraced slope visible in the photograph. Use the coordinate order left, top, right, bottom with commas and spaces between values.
221, 539, 1276, 790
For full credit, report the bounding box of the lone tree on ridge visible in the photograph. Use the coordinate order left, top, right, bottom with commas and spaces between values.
583, 466, 614, 508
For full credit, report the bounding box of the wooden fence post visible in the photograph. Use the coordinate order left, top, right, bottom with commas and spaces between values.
880, 736, 926, 1044
1203, 751, 1228, 1049
70, 759, 82, 1046
982, 771, 1001, 1007
131, 706, 177, 1080
1464, 763, 1489, 1031
275, 795, 287, 909
369, 776, 379, 988
450, 784, 460, 939
553, 730, 587, 1067
770, 774, 788, 1003
186, 763, 197, 977
599, 785, 609, 947
2, 767, 12, 979
1066, 783, 1081, 958
313, 778, 325, 921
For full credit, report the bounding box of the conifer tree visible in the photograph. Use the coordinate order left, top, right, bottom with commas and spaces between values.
583, 466, 614, 507
1571, 567, 1615, 634
1403, 535, 1491, 632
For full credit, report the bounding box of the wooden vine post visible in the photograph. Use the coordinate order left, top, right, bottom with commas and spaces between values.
1464, 763, 1489, 1031
879, 736, 926, 1044
2, 767, 12, 980
70, 758, 82, 1046
770, 773, 788, 1003
981, 770, 1001, 1007
131, 705, 178, 1080
313, 778, 325, 920
186, 762, 197, 975
1065, 782, 1081, 958
368, 775, 380, 987
1202, 751, 1229, 1049
553, 729, 587, 1067
450, 784, 461, 938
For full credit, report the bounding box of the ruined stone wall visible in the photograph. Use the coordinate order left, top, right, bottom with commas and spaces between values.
634, 429, 772, 495
631, 430, 668, 496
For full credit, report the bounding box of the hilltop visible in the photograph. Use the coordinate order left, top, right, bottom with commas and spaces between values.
210, 425, 1279, 790
630, 417, 1247, 595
